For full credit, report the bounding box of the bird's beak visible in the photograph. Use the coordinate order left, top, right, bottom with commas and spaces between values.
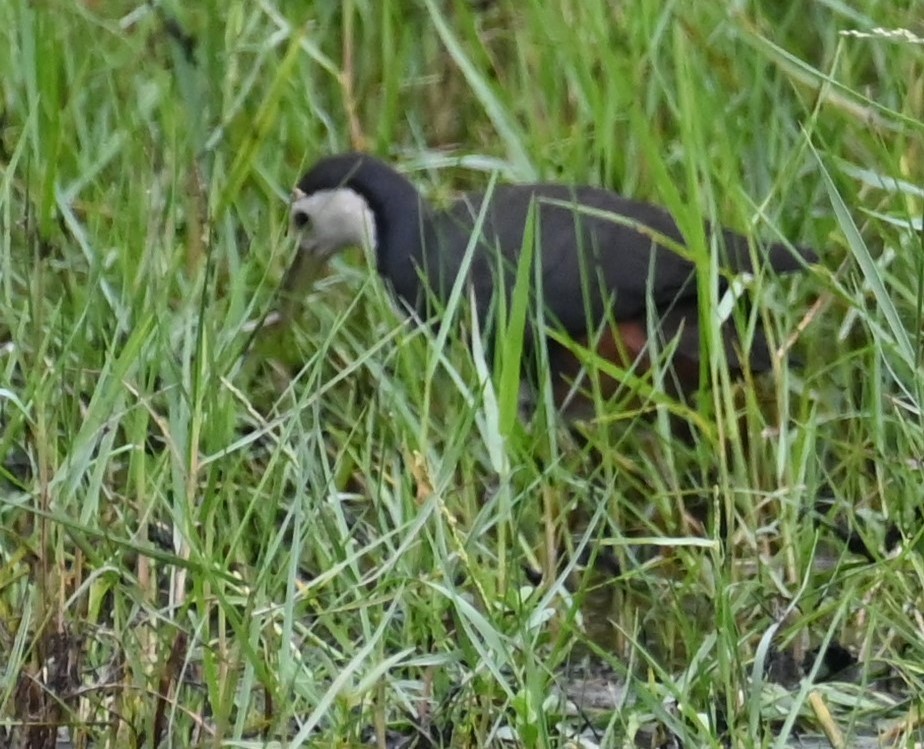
291, 187, 307, 203
281, 241, 327, 299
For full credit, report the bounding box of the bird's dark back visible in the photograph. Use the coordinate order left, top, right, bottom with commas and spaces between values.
425, 183, 812, 336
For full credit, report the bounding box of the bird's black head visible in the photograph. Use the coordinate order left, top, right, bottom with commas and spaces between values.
286, 153, 428, 305
290, 153, 382, 263
290, 152, 426, 258
295, 152, 379, 196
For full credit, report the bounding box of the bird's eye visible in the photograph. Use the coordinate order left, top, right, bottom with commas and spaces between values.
293, 211, 312, 230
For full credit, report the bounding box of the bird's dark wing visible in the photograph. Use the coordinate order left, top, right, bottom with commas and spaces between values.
431, 184, 813, 338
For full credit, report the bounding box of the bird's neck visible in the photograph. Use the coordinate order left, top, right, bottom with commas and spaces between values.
372, 194, 434, 311
341, 159, 436, 313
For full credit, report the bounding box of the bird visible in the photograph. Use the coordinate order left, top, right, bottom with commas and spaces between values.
284, 152, 815, 419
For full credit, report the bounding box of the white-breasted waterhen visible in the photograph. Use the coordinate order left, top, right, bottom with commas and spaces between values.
285, 152, 815, 417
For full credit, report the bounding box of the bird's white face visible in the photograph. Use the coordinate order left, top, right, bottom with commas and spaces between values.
290, 187, 377, 260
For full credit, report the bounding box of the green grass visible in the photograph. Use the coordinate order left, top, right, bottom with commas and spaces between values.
1, 1, 922, 747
